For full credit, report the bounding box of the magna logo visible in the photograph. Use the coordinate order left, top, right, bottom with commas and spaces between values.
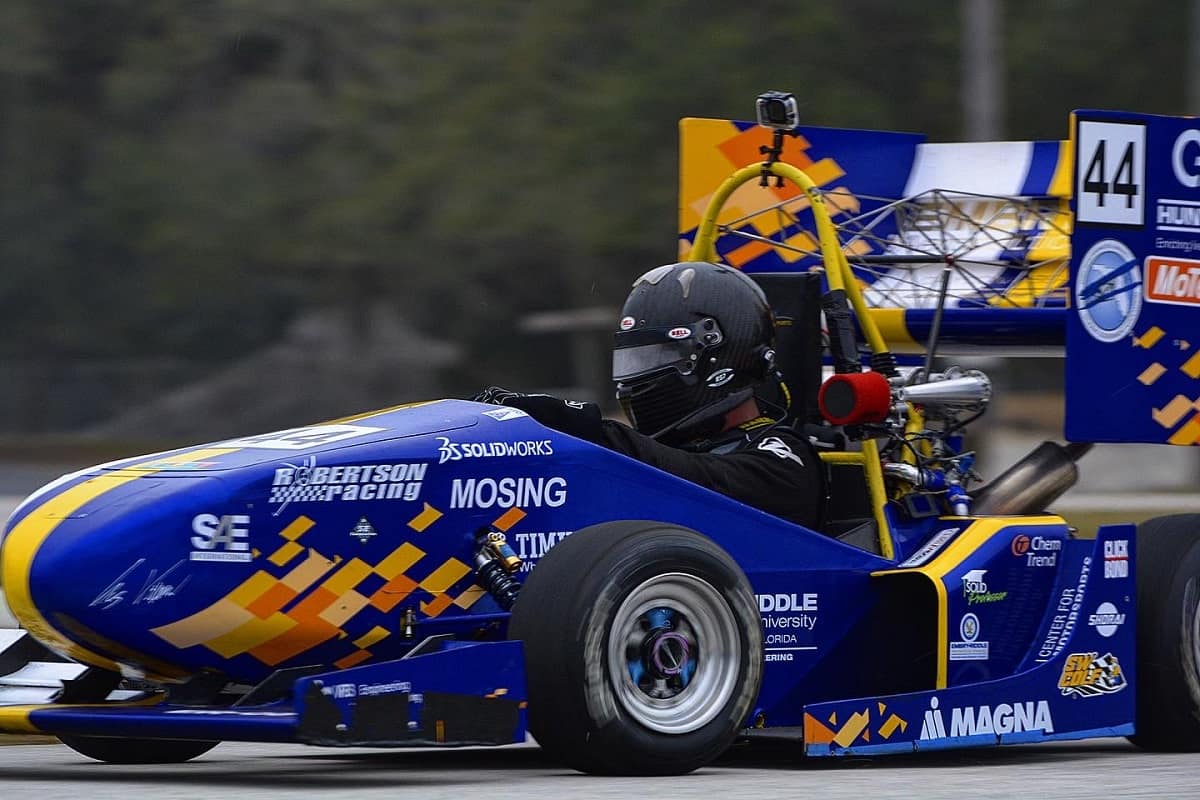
190, 514, 251, 562
1145, 256, 1200, 306
919, 696, 1054, 741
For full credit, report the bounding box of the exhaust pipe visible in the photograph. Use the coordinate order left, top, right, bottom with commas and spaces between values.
970, 441, 1093, 516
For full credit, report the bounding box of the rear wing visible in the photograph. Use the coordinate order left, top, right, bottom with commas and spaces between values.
678, 111, 1200, 445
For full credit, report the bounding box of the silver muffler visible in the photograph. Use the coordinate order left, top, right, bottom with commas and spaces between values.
970, 441, 1093, 515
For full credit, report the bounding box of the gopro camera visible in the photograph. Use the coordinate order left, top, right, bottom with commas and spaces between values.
756, 91, 799, 131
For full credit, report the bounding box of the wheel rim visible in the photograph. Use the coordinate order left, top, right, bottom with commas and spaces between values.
606, 572, 741, 735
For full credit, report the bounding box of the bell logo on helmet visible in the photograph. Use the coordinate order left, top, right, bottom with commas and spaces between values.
620, 316, 636, 330
706, 368, 735, 388
667, 327, 691, 340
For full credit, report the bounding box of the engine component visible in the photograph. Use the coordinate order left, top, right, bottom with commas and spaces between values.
970, 441, 1093, 515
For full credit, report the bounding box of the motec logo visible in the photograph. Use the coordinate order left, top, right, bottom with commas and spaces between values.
1145, 256, 1200, 306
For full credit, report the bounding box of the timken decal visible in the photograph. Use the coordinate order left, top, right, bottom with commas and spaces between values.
1145, 256, 1200, 306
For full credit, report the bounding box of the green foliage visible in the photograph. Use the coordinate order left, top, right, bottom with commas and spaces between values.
0, 0, 1191, 405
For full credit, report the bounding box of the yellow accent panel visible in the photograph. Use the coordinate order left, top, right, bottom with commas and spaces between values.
419, 558, 471, 593
1168, 415, 1200, 445
873, 516, 1067, 688
319, 590, 370, 627
150, 599, 255, 649
1153, 395, 1199, 429
804, 158, 846, 188
354, 625, 391, 650
991, 260, 1069, 308
226, 571, 278, 608
408, 503, 443, 532
492, 506, 526, 532
1135, 326, 1166, 349
1139, 363, 1167, 386
280, 549, 340, 591
268, 541, 304, 567
1183, 351, 1200, 379
832, 710, 870, 748
123, 448, 240, 470
453, 585, 487, 610
279, 516, 315, 542
2, 474, 144, 672
1048, 139, 1073, 198
374, 543, 426, 581
206, 612, 298, 659
322, 558, 372, 596
0, 707, 42, 734
1026, 207, 1072, 263
866, 308, 922, 350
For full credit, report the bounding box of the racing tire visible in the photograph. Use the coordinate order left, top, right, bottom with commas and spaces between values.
508, 520, 762, 776
1129, 513, 1200, 750
58, 735, 219, 764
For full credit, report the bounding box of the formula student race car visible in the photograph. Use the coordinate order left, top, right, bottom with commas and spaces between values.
1, 94, 1199, 775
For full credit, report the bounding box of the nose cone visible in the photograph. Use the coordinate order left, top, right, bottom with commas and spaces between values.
4, 471, 234, 679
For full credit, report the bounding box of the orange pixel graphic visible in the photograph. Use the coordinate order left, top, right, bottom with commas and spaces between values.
151, 505, 526, 667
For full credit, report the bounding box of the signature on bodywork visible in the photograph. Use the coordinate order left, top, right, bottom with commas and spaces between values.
89, 559, 191, 610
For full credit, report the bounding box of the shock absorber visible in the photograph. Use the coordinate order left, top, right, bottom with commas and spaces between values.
474, 528, 522, 610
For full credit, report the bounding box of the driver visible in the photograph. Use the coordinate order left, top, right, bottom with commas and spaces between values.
476, 261, 824, 528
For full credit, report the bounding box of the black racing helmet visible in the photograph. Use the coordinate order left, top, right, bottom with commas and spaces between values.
613, 261, 777, 443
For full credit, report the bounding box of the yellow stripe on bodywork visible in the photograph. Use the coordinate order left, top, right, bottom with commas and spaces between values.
0, 695, 165, 734
2, 449, 236, 677
872, 515, 1065, 688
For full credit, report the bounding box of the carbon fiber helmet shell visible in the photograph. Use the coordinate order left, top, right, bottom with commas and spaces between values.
613, 262, 776, 441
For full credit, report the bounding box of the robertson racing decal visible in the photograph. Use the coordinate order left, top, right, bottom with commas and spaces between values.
270, 456, 426, 515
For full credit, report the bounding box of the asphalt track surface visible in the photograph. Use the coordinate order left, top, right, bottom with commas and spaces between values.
1, 737, 1199, 800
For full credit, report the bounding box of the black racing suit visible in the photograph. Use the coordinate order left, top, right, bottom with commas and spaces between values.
598, 415, 825, 529
477, 390, 825, 529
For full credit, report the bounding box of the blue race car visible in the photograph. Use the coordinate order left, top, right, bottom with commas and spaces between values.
0, 98, 1197, 775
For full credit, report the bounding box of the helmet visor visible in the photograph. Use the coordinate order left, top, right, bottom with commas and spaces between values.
613, 342, 694, 382
611, 321, 722, 382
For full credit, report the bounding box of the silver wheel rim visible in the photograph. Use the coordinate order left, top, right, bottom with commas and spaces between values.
606, 572, 740, 735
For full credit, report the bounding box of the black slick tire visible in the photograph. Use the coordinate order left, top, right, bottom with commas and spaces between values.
508, 520, 762, 775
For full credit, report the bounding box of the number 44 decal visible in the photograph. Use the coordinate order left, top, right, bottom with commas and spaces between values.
1076, 120, 1146, 227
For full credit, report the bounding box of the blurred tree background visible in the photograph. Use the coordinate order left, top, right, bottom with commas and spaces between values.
0, 0, 1195, 442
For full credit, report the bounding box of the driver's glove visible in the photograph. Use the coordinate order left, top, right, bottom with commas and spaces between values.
472, 386, 604, 443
